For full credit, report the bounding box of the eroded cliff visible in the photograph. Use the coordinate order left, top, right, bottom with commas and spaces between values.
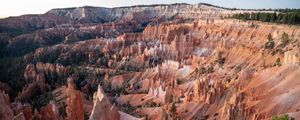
0, 3, 299, 120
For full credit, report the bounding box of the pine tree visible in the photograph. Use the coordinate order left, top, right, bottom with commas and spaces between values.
280, 32, 290, 47
275, 58, 281, 67
170, 102, 177, 118
270, 12, 276, 22
265, 34, 275, 49
268, 33, 273, 41
230, 9, 300, 25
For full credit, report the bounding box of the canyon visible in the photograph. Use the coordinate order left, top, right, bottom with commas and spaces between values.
0, 3, 300, 120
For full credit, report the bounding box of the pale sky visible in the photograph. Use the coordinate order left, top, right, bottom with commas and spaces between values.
1, 0, 300, 18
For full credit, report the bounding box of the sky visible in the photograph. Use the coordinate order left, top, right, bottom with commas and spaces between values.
0, 0, 300, 18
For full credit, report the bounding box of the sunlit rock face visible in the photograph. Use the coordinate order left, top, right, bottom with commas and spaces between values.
46, 3, 231, 22
193, 77, 226, 104
1, 2, 300, 120
89, 85, 120, 120
66, 78, 84, 120
283, 50, 300, 66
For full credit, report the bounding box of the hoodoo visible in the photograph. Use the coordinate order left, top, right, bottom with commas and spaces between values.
0, 2, 300, 120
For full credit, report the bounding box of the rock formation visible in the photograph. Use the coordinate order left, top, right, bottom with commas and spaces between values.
0, 91, 33, 120
39, 102, 60, 120
194, 77, 226, 104
89, 85, 120, 120
16, 62, 70, 102
47, 3, 235, 22
66, 78, 84, 120
1, 2, 300, 120
283, 50, 300, 66
221, 92, 246, 120
0, 91, 14, 120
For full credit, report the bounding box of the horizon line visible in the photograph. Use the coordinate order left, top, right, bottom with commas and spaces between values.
1, 2, 299, 19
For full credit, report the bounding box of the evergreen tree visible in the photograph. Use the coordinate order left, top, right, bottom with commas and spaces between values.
268, 33, 273, 41
275, 58, 281, 67
265, 34, 275, 49
270, 12, 276, 22
170, 102, 177, 118
280, 32, 290, 47
230, 9, 300, 25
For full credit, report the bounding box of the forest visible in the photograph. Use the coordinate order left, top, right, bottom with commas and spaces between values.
231, 9, 300, 25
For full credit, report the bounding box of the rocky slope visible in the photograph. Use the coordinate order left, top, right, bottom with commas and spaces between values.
0, 3, 268, 58
0, 2, 299, 120
47, 3, 229, 22
89, 85, 120, 120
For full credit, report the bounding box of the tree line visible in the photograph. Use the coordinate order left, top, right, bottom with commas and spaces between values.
230, 9, 300, 25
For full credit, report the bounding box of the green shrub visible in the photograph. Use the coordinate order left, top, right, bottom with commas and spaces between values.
199, 67, 206, 74
0, 57, 26, 98
216, 51, 226, 65
280, 32, 290, 47
28, 92, 53, 110
272, 114, 294, 120
207, 65, 214, 73
275, 58, 282, 67
264, 34, 275, 49
169, 102, 177, 117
